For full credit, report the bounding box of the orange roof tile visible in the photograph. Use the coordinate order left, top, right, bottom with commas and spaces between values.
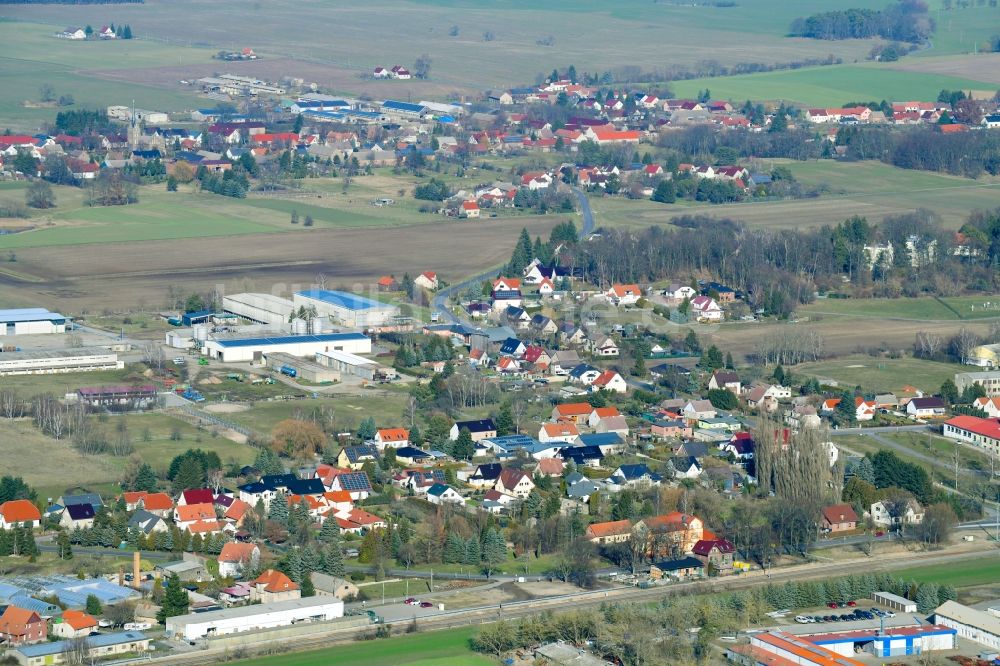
554, 402, 593, 417
218, 542, 258, 564
141, 493, 173, 511
61, 610, 97, 631
224, 499, 252, 521
586, 519, 632, 538
254, 569, 298, 593
176, 502, 216, 523
0, 499, 41, 523
376, 428, 409, 442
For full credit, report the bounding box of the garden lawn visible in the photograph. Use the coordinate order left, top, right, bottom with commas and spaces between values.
231, 626, 489, 666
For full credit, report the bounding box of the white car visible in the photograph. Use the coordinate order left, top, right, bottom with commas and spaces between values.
794, 615, 812, 624
173, 357, 186, 365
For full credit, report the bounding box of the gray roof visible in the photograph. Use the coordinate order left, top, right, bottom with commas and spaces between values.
165, 596, 343, 629
14, 632, 148, 657
934, 600, 1000, 634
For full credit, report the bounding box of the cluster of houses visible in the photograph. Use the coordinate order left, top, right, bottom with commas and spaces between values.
373, 65, 411, 80
55, 25, 118, 40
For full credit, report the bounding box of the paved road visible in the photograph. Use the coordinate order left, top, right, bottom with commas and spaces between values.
430, 187, 595, 326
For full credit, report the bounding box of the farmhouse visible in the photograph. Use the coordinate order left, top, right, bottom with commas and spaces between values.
165, 597, 344, 641
293, 289, 400, 328
203, 332, 371, 363
905, 396, 947, 419
821, 503, 858, 532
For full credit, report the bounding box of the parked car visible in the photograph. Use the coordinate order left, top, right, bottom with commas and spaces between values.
404, 598, 417, 606
419, 601, 433, 608
827, 602, 838, 609
846, 601, 857, 607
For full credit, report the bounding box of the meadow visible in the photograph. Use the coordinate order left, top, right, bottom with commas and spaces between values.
1, 0, 887, 99
0, 21, 209, 131
0, 412, 251, 501
232, 627, 489, 666
790, 355, 961, 395
671, 65, 993, 107
590, 161, 1000, 233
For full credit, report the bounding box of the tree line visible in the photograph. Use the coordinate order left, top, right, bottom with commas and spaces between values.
790, 0, 933, 42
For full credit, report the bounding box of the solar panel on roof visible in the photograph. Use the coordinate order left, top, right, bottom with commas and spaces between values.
337, 473, 372, 491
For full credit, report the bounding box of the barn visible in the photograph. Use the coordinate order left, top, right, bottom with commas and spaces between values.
315, 349, 396, 382
0, 348, 122, 376
202, 332, 371, 363
222, 293, 296, 326
0, 308, 68, 336
293, 290, 399, 329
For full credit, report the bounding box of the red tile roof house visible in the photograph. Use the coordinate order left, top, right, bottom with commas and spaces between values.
218, 542, 261, 578
51, 610, 98, 639
0, 606, 47, 645
0, 499, 41, 529
691, 538, 736, 574
821, 503, 859, 533
585, 519, 633, 545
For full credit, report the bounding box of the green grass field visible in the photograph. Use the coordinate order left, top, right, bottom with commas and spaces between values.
225, 390, 412, 435
232, 626, 490, 666
0, 22, 209, 131
894, 556, 1000, 588
791, 355, 960, 394
672, 64, 994, 107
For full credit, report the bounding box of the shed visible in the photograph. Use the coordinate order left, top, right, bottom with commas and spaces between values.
871, 591, 917, 613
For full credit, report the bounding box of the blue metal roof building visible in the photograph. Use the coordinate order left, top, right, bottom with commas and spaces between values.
213, 332, 369, 348
381, 100, 426, 115
293, 290, 400, 328
0, 307, 68, 334
14, 631, 149, 659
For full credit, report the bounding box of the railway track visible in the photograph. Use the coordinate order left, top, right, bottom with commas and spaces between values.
145, 545, 995, 665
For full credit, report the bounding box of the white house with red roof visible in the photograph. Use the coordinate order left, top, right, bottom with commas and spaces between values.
584, 126, 641, 144
592, 370, 627, 394
459, 200, 480, 218
606, 283, 642, 306
413, 271, 438, 290
690, 295, 723, 322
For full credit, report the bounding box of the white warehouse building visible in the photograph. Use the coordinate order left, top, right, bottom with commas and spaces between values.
0, 348, 122, 376
165, 597, 344, 641
934, 600, 1000, 651
202, 332, 371, 363
0, 308, 68, 335
222, 293, 296, 326
294, 290, 399, 329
